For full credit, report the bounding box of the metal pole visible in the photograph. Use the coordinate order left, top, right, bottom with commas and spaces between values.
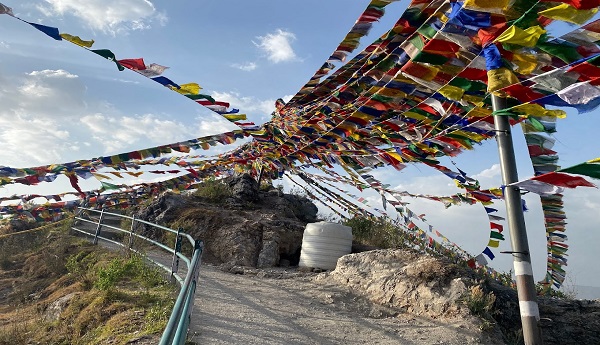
492, 95, 543, 345
171, 228, 182, 276
93, 208, 105, 245
128, 214, 136, 249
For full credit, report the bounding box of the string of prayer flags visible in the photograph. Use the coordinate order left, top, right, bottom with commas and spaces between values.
1, 9, 252, 132
520, 116, 570, 290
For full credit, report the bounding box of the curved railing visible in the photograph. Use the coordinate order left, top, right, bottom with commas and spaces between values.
72, 207, 203, 345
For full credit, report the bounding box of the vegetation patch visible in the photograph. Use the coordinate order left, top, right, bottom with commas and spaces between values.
193, 178, 232, 203
0, 220, 176, 345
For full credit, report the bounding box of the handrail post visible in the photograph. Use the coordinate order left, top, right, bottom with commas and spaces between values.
128, 214, 136, 249
171, 228, 183, 278
93, 208, 105, 245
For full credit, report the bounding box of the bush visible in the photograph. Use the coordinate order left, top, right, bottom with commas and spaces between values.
464, 285, 496, 317
343, 216, 408, 249
194, 178, 232, 202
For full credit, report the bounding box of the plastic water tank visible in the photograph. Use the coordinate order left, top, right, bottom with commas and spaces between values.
298, 222, 353, 270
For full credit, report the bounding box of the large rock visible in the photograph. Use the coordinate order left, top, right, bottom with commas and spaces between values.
134, 175, 319, 268
227, 173, 259, 203
329, 249, 476, 318
328, 249, 600, 345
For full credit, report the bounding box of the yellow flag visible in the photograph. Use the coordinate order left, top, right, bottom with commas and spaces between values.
92, 173, 111, 180
464, 0, 509, 13
487, 239, 500, 248
172, 83, 202, 95
223, 114, 247, 121
487, 67, 519, 94
496, 26, 546, 47
588, 158, 600, 163
539, 4, 598, 25
462, 94, 486, 107
511, 103, 567, 118
466, 106, 492, 118
438, 85, 465, 101
511, 53, 538, 75
60, 33, 94, 48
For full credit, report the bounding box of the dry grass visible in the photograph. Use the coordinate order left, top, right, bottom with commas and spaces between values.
0, 222, 176, 345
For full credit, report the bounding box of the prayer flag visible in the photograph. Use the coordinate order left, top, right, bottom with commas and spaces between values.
539, 3, 598, 24
118, 58, 146, 70
532, 172, 596, 188
559, 162, 600, 179
490, 222, 504, 232
91, 49, 125, 71
482, 247, 496, 260
0, 3, 13, 15
475, 254, 488, 266
495, 26, 546, 47
27, 22, 62, 41
137, 63, 168, 77
60, 33, 94, 48
490, 231, 505, 240
173, 83, 201, 95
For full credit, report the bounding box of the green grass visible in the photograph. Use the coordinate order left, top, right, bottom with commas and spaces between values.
194, 178, 232, 203
0, 220, 177, 345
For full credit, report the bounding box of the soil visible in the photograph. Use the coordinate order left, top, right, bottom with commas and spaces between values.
190, 264, 500, 345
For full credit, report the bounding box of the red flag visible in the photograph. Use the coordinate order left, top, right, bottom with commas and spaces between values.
532, 172, 596, 188
527, 145, 557, 157
118, 58, 146, 70
490, 222, 504, 233
66, 173, 85, 199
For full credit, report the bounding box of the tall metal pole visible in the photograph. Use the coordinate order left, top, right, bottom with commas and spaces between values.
492, 95, 543, 345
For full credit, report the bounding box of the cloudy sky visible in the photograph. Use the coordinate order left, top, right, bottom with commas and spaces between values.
1, 1, 599, 291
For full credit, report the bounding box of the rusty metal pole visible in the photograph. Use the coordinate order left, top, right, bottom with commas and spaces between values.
492, 95, 543, 345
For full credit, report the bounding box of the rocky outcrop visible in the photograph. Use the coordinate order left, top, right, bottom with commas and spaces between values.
328, 249, 477, 319
328, 249, 600, 345
134, 174, 318, 268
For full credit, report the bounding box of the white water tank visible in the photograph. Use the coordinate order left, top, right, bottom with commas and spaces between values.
298, 222, 353, 270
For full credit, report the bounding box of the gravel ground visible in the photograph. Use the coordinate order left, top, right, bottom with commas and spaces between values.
189, 264, 499, 345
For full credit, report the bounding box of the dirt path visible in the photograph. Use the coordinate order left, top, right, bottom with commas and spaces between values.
189, 264, 493, 345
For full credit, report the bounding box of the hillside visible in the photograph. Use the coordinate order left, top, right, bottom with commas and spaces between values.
136, 175, 600, 345
1, 175, 599, 344
0, 221, 175, 345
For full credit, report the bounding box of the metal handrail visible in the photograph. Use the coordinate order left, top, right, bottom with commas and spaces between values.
72, 206, 203, 344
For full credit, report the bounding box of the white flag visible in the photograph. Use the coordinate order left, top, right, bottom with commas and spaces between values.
0, 3, 14, 16
137, 63, 169, 77
512, 179, 565, 196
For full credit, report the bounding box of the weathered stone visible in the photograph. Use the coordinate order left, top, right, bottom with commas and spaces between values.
134, 174, 319, 269
227, 173, 259, 202
44, 292, 78, 322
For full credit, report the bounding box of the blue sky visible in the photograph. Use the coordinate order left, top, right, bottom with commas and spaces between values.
0, 1, 599, 291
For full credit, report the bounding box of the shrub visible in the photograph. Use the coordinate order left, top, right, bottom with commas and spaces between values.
193, 178, 231, 202
343, 215, 409, 249
464, 285, 496, 318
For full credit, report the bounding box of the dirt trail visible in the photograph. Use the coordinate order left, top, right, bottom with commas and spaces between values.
189, 264, 493, 345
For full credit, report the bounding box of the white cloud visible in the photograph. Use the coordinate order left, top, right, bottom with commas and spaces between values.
211, 91, 280, 121
38, 0, 168, 34
0, 41, 10, 49
231, 62, 258, 72
253, 29, 298, 63
0, 69, 234, 167
474, 163, 501, 179
27, 69, 78, 79
80, 113, 197, 153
